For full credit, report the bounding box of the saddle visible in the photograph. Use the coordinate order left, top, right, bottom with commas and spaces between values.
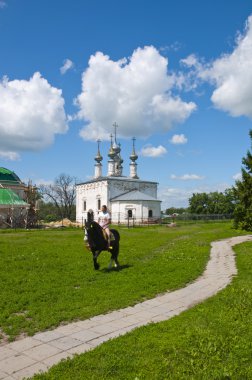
102, 230, 115, 242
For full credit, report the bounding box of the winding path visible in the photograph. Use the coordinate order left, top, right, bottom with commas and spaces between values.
1, 235, 252, 380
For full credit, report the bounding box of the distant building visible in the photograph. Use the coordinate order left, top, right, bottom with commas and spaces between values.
0, 167, 30, 228
76, 124, 161, 224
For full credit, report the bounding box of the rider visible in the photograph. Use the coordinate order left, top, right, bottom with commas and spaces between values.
98, 205, 112, 249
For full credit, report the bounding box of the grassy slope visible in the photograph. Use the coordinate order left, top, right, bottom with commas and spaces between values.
0, 222, 247, 342
30, 241, 252, 380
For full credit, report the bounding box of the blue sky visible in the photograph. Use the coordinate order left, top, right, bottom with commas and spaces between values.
0, 0, 252, 208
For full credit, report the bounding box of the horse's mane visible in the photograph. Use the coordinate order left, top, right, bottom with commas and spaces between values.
91, 221, 103, 235
86, 221, 106, 248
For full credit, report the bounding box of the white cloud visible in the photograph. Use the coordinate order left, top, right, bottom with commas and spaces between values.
75, 46, 197, 141
160, 41, 183, 53
171, 174, 205, 180
199, 15, 252, 118
170, 134, 188, 144
159, 187, 192, 208
60, 59, 74, 75
159, 182, 230, 209
0, 151, 20, 161
176, 54, 205, 92
180, 54, 198, 68
0, 72, 68, 158
233, 172, 242, 181
140, 145, 167, 157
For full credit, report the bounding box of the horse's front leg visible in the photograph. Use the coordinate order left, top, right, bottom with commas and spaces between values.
92, 250, 101, 270
114, 257, 119, 268
109, 248, 119, 269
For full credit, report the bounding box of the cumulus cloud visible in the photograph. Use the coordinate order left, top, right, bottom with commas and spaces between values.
233, 172, 242, 181
199, 15, 252, 118
75, 46, 197, 141
0, 72, 68, 159
140, 145, 167, 157
60, 58, 74, 75
159, 187, 193, 208
180, 54, 199, 68
174, 54, 205, 92
0, 151, 20, 161
170, 134, 188, 144
171, 174, 205, 180
159, 182, 230, 208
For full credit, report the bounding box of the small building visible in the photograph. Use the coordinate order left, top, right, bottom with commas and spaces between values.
76, 125, 161, 224
0, 167, 30, 228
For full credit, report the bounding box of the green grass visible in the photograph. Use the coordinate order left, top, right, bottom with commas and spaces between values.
30, 238, 252, 379
0, 222, 247, 343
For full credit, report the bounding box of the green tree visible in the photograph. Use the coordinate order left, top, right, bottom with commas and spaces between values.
189, 192, 209, 214
189, 190, 236, 215
37, 201, 60, 222
165, 207, 188, 215
233, 130, 252, 231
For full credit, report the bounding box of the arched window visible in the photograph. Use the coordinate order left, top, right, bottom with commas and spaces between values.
83, 200, 87, 211
128, 209, 133, 218
148, 209, 153, 217
97, 199, 101, 210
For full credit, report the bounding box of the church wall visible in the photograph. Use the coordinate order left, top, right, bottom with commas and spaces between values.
76, 178, 161, 224
111, 200, 161, 223
76, 180, 109, 223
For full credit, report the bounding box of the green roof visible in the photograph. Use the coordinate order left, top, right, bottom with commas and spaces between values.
0, 167, 22, 186
0, 188, 29, 207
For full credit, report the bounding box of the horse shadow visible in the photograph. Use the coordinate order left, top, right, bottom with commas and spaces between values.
101, 264, 132, 273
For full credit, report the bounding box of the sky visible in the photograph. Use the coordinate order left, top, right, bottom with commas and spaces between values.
0, 0, 252, 209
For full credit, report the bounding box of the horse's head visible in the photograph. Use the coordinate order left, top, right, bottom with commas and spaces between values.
84, 221, 104, 249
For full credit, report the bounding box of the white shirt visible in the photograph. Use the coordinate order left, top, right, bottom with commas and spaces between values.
98, 211, 111, 229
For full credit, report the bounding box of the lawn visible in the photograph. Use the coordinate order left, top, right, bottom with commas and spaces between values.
31, 239, 252, 380
0, 222, 248, 343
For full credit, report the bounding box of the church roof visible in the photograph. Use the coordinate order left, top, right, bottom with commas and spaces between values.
110, 189, 161, 202
0, 167, 23, 187
77, 176, 158, 186
0, 188, 29, 207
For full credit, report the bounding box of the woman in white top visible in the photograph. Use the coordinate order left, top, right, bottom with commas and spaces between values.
98, 205, 111, 248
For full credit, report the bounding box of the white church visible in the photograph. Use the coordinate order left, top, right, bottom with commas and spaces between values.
76, 124, 161, 224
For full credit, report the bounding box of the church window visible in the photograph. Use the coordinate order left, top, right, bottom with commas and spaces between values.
97, 198, 101, 210
83, 200, 87, 211
128, 209, 133, 218
148, 209, 153, 217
